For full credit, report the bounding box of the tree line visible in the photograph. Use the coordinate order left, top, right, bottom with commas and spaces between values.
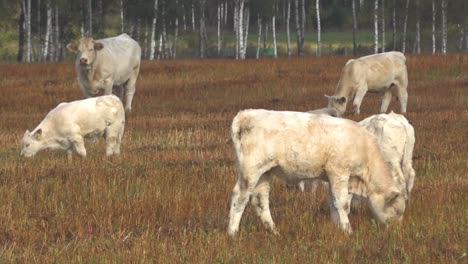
3, 0, 467, 63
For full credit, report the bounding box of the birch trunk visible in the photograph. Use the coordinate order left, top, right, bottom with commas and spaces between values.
44, 0, 52, 60
234, 3, 238, 59
224, 1, 228, 25
199, 0, 207, 58
217, 3, 221, 56
381, 0, 385, 52
243, 5, 250, 58
238, 0, 245, 59
161, 2, 167, 59
182, 4, 187, 31
173, 1, 179, 59
192, 1, 195, 31
144, 23, 148, 59
26, 0, 32, 62
17, 3, 25, 62
316, 0, 321, 56
54, 4, 60, 61
37, 0, 42, 61
272, 15, 277, 58
402, 0, 410, 53
294, 0, 301, 55
373, 0, 379, 53
120, 0, 124, 33
149, 0, 159, 60
432, 0, 436, 54
415, 0, 420, 54
441, 0, 447, 54
352, 0, 357, 55
88, 0, 92, 35
300, 0, 305, 48
287, 0, 291, 56
80, 0, 85, 36
392, 0, 396, 50
256, 14, 262, 59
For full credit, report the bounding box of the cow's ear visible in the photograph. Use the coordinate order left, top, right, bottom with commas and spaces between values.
324, 94, 331, 99
24, 130, 30, 136
34, 129, 43, 141
66, 42, 78, 53
385, 190, 400, 205
337, 97, 346, 104
94, 42, 104, 51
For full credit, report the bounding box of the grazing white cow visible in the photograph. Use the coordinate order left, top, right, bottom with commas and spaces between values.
228, 109, 406, 236
326, 51, 408, 115
66, 33, 141, 112
359, 112, 416, 199
20, 95, 125, 158
295, 112, 416, 200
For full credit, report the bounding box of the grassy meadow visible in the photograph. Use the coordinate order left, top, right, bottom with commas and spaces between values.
0, 54, 467, 262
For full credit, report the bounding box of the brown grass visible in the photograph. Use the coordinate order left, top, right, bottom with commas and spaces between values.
0, 54, 467, 263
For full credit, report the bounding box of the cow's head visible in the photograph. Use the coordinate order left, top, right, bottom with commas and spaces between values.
20, 129, 43, 158
369, 189, 406, 224
66, 37, 104, 66
325, 95, 347, 116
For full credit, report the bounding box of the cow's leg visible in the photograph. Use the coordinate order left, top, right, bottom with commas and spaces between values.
352, 88, 368, 114
395, 77, 408, 113
228, 166, 264, 236
327, 173, 352, 234
103, 79, 114, 95
250, 172, 277, 234
71, 136, 87, 157
123, 66, 140, 112
104, 121, 124, 156
380, 89, 393, 113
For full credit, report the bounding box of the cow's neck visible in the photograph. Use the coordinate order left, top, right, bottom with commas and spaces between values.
79, 61, 101, 90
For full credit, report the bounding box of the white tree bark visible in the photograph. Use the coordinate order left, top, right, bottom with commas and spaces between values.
287, 0, 291, 56
120, 0, 124, 33
54, 4, 60, 61
352, 0, 357, 55
272, 15, 277, 58
432, 0, 436, 54
374, 0, 379, 53
217, 2, 221, 56
161, 2, 167, 59
182, 3, 187, 31
191, 1, 195, 31
256, 14, 262, 59
37, 0, 42, 61
441, 0, 447, 54
144, 22, 149, 59
415, 0, 421, 54
173, 1, 179, 59
149, 0, 159, 60
88, 0, 92, 35
294, 0, 302, 55
392, 0, 396, 50
44, 0, 52, 60
402, 0, 410, 53
381, 0, 385, 52
199, 0, 207, 58
243, 5, 250, 58
300, 0, 305, 46
316, 0, 321, 56
25, 0, 32, 62
238, 0, 245, 59
224, 1, 228, 25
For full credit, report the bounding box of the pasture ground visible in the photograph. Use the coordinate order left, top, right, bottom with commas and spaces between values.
0, 55, 466, 262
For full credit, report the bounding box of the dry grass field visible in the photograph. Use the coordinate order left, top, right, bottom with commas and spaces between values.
0, 54, 466, 263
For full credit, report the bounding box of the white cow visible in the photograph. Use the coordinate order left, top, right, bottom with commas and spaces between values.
307, 107, 341, 118
66, 33, 141, 112
228, 109, 406, 236
20, 95, 125, 159
326, 51, 408, 115
359, 112, 416, 199
295, 112, 416, 200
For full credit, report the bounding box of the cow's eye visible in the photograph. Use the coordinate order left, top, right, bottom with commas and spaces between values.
89, 49, 94, 52
25, 143, 30, 148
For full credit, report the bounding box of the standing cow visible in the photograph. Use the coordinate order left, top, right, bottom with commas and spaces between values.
20, 95, 125, 159
66, 33, 141, 112
325, 51, 408, 115
228, 109, 406, 236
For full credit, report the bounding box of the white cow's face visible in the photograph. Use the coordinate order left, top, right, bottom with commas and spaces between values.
369, 190, 406, 224
325, 95, 347, 116
66, 37, 104, 66
20, 129, 43, 158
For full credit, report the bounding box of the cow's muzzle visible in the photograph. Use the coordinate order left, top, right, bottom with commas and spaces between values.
79, 58, 88, 65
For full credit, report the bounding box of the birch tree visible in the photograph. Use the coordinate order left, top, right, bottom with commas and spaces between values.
149, 0, 159, 60
23, 0, 32, 62
441, 0, 447, 54
272, 12, 277, 58
432, 0, 436, 54
199, 0, 207, 58
294, 0, 302, 55
402, 0, 410, 53
43, 0, 52, 60
256, 14, 262, 59
415, 0, 421, 54
381, 0, 385, 52
352, 0, 357, 55
392, 0, 396, 50
286, 0, 291, 56
373, 0, 379, 53
120, 0, 125, 33
17, 3, 25, 62
316, 0, 321, 57
37, 0, 42, 61
54, 4, 60, 61
87, 0, 92, 35
217, 2, 221, 56
173, 1, 179, 59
